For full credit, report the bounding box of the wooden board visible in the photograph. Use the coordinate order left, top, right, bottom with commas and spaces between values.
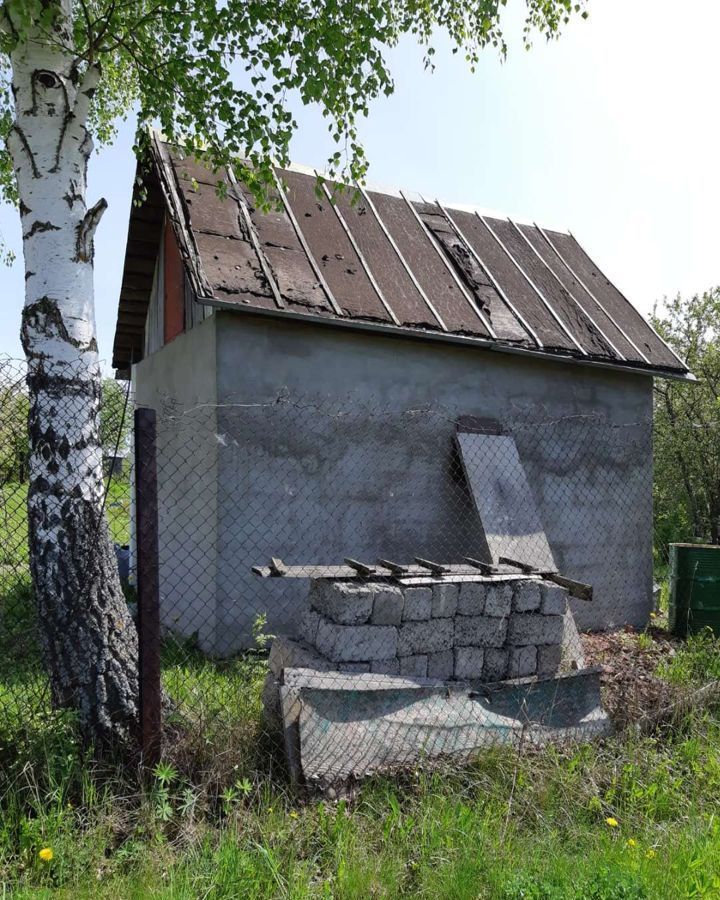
456, 430, 557, 572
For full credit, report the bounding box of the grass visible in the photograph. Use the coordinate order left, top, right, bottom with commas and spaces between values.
0, 629, 719, 897
2, 489, 720, 896
0, 479, 130, 564
3, 706, 720, 897
0, 478, 131, 753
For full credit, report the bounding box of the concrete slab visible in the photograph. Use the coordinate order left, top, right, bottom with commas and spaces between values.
279, 667, 612, 783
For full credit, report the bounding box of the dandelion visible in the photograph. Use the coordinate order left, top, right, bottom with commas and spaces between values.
290, 811, 299, 819
38, 848, 53, 862
605, 817, 619, 828
626, 838, 637, 848
646, 848, 656, 859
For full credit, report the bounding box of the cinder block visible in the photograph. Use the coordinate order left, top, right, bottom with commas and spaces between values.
400, 654, 428, 677
513, 581, 541, 612
268, 636, 330, 676
508, 645, 537, 678
540, 583, 568, 616
507, 613, 564, 646
315, 618, 398, 662
338, 661, 371, 673
458, 582, 486, 615
398, 618, 454, 655
298, 609, 321, 644
561, 610, 586, 669
537, 644, 563, 676
427, 649, 454, 679
454, 647, 485, 680
454, 615, 507, 648
309, 580, 375, 625
370, 657, 401, 675
483, 648, 509, 681
484, 583, 513, 617
432, 583, 459, 618
403, 587, 432, 621
370, 586, 405, 625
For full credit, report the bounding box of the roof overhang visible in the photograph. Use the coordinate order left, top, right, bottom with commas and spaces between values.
113, 133, 693, 382
200, 295, 697, 383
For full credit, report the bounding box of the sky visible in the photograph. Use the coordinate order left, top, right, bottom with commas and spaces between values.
1, 0, 719, 369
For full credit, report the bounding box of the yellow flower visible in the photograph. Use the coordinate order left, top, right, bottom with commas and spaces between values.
289, 811, 299, 819
626, 838, 637, 848
605, 817, 619, 828
646, 849, 656, 859
38, 848, 53, 862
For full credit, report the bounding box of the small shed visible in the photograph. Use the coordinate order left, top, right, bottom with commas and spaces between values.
113, 134, 692, 655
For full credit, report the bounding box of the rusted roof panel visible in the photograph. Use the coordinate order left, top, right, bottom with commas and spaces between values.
112, 139, 690, 378
167, 148, 230, 187
281, 171, 391, 322
367, 192, 490, 336
545, 231, 682, 369
446, 209, 576, 351
239, 182, 331, 313
177, 181, 243, 239
193, 232, 276, 307
487, 218, 616, 358
330, 186, 439, 329
417, 205, 529, 343
517, 224, 644, 362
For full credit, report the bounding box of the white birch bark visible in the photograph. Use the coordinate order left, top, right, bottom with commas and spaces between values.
7, 1, 139, 746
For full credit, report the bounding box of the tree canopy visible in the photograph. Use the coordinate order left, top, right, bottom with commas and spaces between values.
1, 0, 589, 748
1, 0, 588, 207
653, 289, 720, 551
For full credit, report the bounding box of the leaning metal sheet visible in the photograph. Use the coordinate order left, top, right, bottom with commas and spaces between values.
456, 429, 557, 571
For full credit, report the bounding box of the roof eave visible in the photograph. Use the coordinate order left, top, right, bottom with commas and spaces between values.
198, 295, 696, 383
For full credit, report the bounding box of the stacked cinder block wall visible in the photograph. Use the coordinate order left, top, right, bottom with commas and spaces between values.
295, 577, 583, 681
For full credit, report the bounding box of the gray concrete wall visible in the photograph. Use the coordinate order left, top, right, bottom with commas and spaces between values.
208, 313, 653, 653
133, 315, 219, 649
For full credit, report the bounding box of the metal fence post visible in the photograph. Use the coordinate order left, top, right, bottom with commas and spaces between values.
134, 407, 162, 767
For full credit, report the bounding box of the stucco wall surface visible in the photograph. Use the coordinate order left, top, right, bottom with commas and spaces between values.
210, 314, 653, 653
133, 315, 219, 650
132, 311, 653, 654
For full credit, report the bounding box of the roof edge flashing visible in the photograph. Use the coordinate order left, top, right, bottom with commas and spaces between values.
200, 294, 695, 382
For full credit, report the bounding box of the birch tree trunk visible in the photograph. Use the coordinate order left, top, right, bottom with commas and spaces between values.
8, 3, 139, 747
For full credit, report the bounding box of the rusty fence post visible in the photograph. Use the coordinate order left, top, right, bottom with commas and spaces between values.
134, 407, 162, 767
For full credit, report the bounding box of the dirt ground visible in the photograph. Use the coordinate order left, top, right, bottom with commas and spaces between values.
582, 624, 682, 728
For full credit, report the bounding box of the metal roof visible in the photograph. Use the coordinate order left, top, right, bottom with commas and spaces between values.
112, 135, 691, 379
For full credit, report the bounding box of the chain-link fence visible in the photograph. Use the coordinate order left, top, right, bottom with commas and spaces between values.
1, 353, 718, 789
0, 356, 133, 758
